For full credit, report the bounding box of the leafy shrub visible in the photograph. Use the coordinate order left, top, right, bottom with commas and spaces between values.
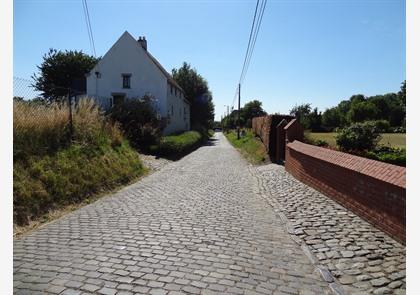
336, 121, 381, 151
365, 146, 406, 167
313, 139, 329, 147
366, 120, 391, 133
392, 126, 406, 133
157, 131, 204, 156
109, 98, 164, 150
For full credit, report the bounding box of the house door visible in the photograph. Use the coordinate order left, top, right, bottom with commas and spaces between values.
112, 94, 125, 106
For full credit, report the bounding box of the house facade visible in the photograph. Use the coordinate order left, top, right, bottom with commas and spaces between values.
86, 31, 190, 135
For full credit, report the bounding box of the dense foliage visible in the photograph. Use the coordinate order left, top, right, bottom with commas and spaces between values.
172, 62, 215, 130
222, 99, 267, 129
365, 146, 406, 167
290, 80, 406, 131
32, 49, 99, 102
108, 97, 163, 150
154, 131, 206, 157
336, 121, 381, 152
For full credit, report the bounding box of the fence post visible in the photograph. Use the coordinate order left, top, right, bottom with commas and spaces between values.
68, 89, 73, 140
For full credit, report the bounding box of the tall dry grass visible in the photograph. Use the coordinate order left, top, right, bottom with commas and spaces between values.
14, 98, 122, 159
13, 98, 141, 226
14, 101, 70, 159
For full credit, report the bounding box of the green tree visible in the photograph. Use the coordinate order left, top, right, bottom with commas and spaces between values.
307, 107, 323, 131
290, 103, 311, 129
289, 103, 322, 130
398, 80, 406, 109
241, 100, 267, 127
322, 107, 341, 128
347, 101, 378, 122
32, 49, 99, 102
172, 62, 215, 130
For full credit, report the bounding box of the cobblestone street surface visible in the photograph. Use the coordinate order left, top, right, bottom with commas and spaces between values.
14, 133, 333, 295
251, 164, 406, 295
139, 154, 173, 173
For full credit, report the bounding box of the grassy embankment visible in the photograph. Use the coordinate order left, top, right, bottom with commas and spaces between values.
306, 132, 406, 149
224, 129, 269, 165
14, 100, 145, 234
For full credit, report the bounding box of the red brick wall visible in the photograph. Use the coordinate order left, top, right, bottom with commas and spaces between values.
284, 118, 304, 145
285, 141, 406, 243
252, 115, 294, 160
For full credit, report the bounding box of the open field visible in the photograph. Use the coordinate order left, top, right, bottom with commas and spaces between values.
306, 132, 406, 149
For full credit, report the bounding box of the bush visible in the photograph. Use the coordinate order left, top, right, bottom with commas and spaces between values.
392, 126, 406, 133
109, 98, 163, 150
157, 131, 204, 156
366, 120, 391, 133
336, 121, 381, 151
365, 146, 406, 167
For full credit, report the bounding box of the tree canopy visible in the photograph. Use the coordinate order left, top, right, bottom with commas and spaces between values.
172, 62, 215, 130
290, 81, 406, 131
32, 49, 99, 102
222, 99, 267, 129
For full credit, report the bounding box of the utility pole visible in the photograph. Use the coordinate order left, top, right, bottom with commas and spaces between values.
237, 83, 241, 140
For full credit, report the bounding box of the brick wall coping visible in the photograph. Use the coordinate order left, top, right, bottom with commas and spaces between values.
287, 141, 406, 188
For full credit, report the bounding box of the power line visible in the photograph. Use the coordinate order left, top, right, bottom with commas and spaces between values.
239, 0, 260, 85
231, 0, 267, 111
241, 0, 267, 85
82, 0, 96, 57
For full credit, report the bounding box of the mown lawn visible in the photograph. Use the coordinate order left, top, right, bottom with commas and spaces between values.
224, 130, 269, 165
306, 132, 406, 149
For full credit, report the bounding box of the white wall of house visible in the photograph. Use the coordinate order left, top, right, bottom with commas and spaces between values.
86, 31, 168, 116
165, 84, 190, 134
86, 31, 190, 135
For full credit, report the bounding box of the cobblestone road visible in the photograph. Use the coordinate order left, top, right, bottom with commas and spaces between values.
251, 164, 406, 295
14, 133, 333, 295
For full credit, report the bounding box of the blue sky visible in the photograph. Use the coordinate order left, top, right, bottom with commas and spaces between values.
14, 0, 405, 120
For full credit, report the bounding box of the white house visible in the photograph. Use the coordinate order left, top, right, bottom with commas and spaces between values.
86, 31, 190, 135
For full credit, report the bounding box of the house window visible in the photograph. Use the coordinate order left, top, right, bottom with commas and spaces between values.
122, 74, 131, 88
170, 85, 173, 94
171, 105, 174, 116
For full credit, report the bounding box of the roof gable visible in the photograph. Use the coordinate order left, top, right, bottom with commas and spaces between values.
107, 31, 184, 93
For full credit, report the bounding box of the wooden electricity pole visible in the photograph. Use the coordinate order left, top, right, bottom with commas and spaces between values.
237, 83, 241, 139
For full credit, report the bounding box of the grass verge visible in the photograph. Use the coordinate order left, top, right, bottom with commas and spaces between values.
224, 129, 269, 165
150, 130, 210, 159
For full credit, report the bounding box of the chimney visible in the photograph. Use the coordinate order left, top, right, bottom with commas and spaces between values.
138, 36, 147, 51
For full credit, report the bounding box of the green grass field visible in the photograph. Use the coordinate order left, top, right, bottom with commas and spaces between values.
306, 132, 406, 149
